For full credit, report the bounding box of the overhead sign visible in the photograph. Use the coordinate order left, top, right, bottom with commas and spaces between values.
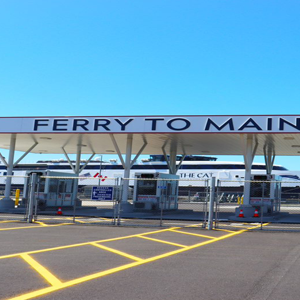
91, 186, 114, 201
1, 115, 300, 133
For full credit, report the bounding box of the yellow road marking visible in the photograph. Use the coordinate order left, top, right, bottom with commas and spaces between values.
137, 235, 187, 248
0, 227, 180, 260
20, 254, 62, 286
74, 219, 87, 223
213, 228, 235, 233
0, 220, 22, 223
142, 227, 181, 236
91, 242, 143, 262
8, 224, 261, 300
0, 223, 73, 232
34, 221, 48, 227
170, 229, 215, 239
221, 224, 255, 229
185, 223, 204, 228
75, 218, 107, 223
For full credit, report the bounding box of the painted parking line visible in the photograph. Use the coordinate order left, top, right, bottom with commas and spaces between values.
34, 221, 48, 227
0, 223, 73, 232
0, 227, 181, 260
170, 229, 216, 239
137, 235, 188, 248
0, 220, 22, 223
4, 224, 264, 300
213, 228, 235, 233
91, 242, 144, 262
20, 254, 62, 286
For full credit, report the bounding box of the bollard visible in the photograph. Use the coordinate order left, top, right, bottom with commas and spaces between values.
15, 189, 20, 207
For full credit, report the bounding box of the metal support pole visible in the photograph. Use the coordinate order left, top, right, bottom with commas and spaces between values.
3, 134, 16, 200
72, 141, 82, 222
122, 134, 133, 203
72, 143, 82, 200
207, 177, 216, 230
260, 182, 265, 230
264, 144, 275, 175
160, 187, 165, 227
243, 136, 255, 206
27, 173, 37, 223
169, 147, 177, 175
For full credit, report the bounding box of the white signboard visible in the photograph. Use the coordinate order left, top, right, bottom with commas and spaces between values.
0, 115, 300, 133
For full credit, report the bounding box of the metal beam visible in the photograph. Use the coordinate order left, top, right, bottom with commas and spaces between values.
0, 152, 8, 167
130, 138, 147, 168
13, 142, 38, 167
176, 154, 186, 173
109, 134, 125, 168
79, 153, 96, 173
62, 147, 76, 173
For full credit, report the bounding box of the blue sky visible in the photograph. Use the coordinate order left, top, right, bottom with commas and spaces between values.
0, 1, 300, 169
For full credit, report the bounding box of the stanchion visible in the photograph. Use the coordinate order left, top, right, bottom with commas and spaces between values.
27, 173, 37, 223
207, 177, 216, 230
160, 193, 164, 227
202, 179, 209, 229
260, 182, 265, 230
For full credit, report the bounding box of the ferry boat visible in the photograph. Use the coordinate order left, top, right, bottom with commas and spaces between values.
0, 155, 299, 192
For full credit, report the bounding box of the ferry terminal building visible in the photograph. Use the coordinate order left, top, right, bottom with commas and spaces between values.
0, 115, 300, 216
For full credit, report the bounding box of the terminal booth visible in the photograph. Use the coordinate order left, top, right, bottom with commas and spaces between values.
23, 171, 75, 208
133, 173, 179, 211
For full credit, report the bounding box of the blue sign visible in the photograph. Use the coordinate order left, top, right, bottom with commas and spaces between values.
92, 186, 114, 201
157, 186, 167, 189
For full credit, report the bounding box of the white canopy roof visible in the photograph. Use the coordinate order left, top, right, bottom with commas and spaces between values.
0, 115, 299, 156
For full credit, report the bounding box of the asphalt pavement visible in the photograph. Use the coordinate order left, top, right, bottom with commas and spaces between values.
1, 221, 300, 300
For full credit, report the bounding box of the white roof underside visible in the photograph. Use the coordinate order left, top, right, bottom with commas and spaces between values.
0, 133, 300, 156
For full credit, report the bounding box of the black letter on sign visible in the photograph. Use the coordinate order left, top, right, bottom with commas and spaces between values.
53, 119, 68, 131
94, 119, 111, 131
73, 119, 89, 131
205, 118, 234, 131
34, 119, 49, 131
167, 118, 191, 131
238, 118, 262, 131
267, 118, 272, 131
115, 119, 134, 131
279, 118, 300, 131
145, 118, 164, 130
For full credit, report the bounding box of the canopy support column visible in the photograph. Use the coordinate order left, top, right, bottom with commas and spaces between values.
241, 134, 258, 206
122, 134, 133, 204
109, 134, 147, 208
63, 144, 95, 207
264, 144, 275, 175
169, 147, 177, 175
162, 140, 181, 175
72, 142, 82, 205
0, 134, 16, 208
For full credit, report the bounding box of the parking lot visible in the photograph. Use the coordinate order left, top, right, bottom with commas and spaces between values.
1, 218, 300, 300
